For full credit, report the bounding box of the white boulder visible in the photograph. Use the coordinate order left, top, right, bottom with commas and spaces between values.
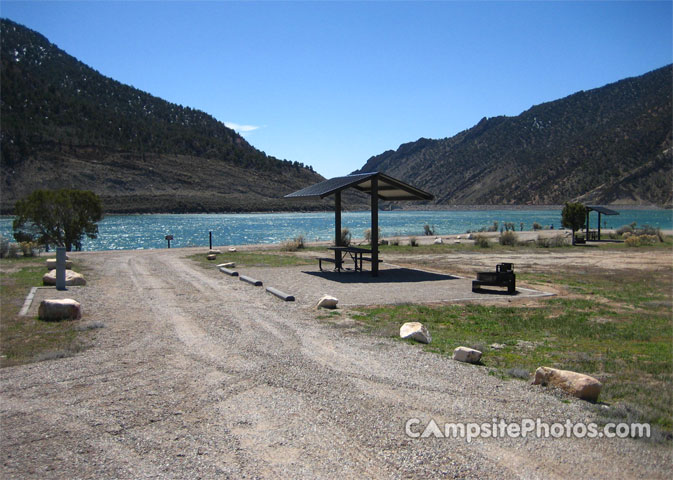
532, 367, 602, 401
217, 262, 236, 268
316, 295, 338, 309
45, 258, 73, 270
433, 237, 443, 244
228, 247, 237, 252
208, 249, 222, 254
399, 322, 432, 344
42, 270, 87, 286
38, 298, 82, 321
453, 346, 482, 364
206, 254, 217, 260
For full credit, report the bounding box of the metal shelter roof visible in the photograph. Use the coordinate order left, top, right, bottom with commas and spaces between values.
284, 172, 434, 201
587, 205, 619, 215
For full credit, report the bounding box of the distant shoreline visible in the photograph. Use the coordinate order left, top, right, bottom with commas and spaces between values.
1, 204, 670, 219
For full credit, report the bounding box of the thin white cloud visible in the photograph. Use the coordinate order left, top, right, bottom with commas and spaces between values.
225, 122, 261, 135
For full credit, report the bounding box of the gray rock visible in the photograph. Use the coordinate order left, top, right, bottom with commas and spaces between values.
399, 322, 431, 344
453, 346, 482, 364
38, 298, 82, 321
43, 270, 86, 286
46, 258, 72, 270
532, 367, 602, 401
316, 295, 338, 309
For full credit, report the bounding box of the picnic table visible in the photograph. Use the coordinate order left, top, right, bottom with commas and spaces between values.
319, 246, 376, 272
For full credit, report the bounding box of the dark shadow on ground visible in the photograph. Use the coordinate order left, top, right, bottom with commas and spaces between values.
303, 267, 459, 284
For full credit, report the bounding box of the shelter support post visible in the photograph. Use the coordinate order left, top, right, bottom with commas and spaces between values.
371, 176, 379, 276
335, 191, 342, 269
335, 191, 342, 246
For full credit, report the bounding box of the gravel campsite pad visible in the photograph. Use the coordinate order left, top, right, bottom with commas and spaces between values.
1, 247, 671, 478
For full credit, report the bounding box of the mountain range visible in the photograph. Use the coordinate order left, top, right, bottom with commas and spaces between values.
0, 19, 328, 214
1, 19, 671, 213
356, 65, 672, 207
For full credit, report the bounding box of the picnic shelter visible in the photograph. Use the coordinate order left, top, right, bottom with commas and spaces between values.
285, 172, 433, 276
585, 205, 619, 241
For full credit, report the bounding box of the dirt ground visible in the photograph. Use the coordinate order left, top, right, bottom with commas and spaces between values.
1, 244, 672, 479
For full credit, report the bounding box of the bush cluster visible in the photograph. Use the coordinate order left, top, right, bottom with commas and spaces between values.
625, 234, 659, 247
473, 235, 490, 248
536, 235, 570, 248
281, 235, 306, 251
499, 231, 519, 246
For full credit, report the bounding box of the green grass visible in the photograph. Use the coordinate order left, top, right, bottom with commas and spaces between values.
0, 256, 93, 367
188, 250, 313, 268
352, 268, 673, 434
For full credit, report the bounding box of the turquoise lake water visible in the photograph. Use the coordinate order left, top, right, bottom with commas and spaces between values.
1, 209, 671, 251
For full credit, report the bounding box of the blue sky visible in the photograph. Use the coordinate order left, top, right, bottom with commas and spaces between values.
1, 1, 671, 178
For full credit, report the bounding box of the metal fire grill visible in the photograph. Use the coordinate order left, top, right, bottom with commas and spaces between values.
472, 263, 516, 295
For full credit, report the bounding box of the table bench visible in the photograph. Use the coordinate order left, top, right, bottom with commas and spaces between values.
472, 263, 516, 294
318, 257, 337, 271
319, 246, 380, 272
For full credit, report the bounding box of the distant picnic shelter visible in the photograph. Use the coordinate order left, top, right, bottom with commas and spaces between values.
585, 205, 619, 241
285, 172, 433, 276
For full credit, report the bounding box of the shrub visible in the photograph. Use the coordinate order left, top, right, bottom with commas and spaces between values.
423, 224, 435, 236
536, 234, 570, 248
625, 236, 640, 247
616, 224, 634, 236
340, 228, 352, 246
409, 236, 418, 247
638, 234, 658, 246
389, 238, 399, 246
532, 222, 543, 231
488, 221, 499, 232
364, 227, 381, 244
20, 241, 38, 257
499, 231, 518, 246
281, 235, 305, 251
474, 235, 490, 248
635, 225, 663, 242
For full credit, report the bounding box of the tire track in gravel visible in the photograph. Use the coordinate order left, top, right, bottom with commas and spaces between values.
2, 248, 671, 479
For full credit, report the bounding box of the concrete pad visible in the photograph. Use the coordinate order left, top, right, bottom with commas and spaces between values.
238, 263, 552, 307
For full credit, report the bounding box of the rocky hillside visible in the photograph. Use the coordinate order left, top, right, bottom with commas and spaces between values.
357, 65, 672, 207
0, 19, 328, 213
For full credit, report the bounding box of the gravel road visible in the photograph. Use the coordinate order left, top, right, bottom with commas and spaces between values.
1, 248, 670, 479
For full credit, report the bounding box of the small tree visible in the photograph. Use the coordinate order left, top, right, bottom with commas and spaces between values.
561, 202, 586, 245
13, 189, 103, 251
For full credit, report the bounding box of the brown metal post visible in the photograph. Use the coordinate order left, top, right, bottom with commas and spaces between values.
335, 191, 342, 269
371, 175, 379, 276
335, 191, 342, 246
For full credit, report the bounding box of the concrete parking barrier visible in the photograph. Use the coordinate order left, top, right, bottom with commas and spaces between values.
240, 275, 262, 286
266, 286, 295, 301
